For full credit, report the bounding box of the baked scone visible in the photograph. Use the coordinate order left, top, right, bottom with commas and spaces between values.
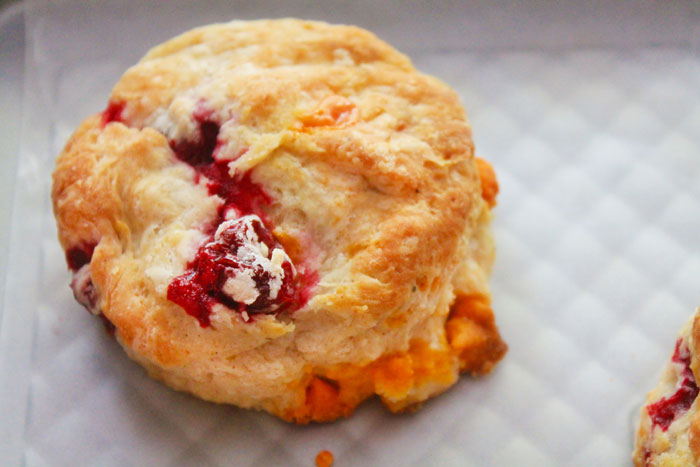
51, 19, 506, 422
634, 309, 700, 465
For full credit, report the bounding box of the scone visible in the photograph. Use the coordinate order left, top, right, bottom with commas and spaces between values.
51, 19, 506, 422
634, 309, 700, 465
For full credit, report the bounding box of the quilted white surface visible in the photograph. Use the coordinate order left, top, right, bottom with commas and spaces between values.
2, 1, 700, 466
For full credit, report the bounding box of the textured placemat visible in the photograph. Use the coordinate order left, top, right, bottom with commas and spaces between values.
2, 2, 700, 465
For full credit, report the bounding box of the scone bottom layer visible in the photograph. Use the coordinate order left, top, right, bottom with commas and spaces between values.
283, 294, 507, 423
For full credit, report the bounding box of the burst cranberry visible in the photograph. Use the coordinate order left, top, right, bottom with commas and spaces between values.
168, 216, 299, 326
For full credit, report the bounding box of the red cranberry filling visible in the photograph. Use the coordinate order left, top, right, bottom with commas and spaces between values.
65, 243, 96, 272
646, 338, 699, 431
165, 107, 314, 326
66, 247, 114, 337
102, 100, 125, 125
168, 216, 299, 326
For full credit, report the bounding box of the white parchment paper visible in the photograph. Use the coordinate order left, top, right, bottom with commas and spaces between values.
2, 1, 700, 465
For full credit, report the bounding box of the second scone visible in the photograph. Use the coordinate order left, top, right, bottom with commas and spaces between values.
634, 309, 700, 465
51, 19, 507, 422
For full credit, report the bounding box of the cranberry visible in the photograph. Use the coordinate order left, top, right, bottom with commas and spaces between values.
65, 243, 96, 272
170, 120, 220, 167
167, 216, 299, 326
102, 100, 125, 125
646, 339, 699, 431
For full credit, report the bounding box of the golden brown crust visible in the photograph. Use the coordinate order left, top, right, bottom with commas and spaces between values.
689, 411, 700, 462
447, 294, 507, 375
52, 19, 505, 421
